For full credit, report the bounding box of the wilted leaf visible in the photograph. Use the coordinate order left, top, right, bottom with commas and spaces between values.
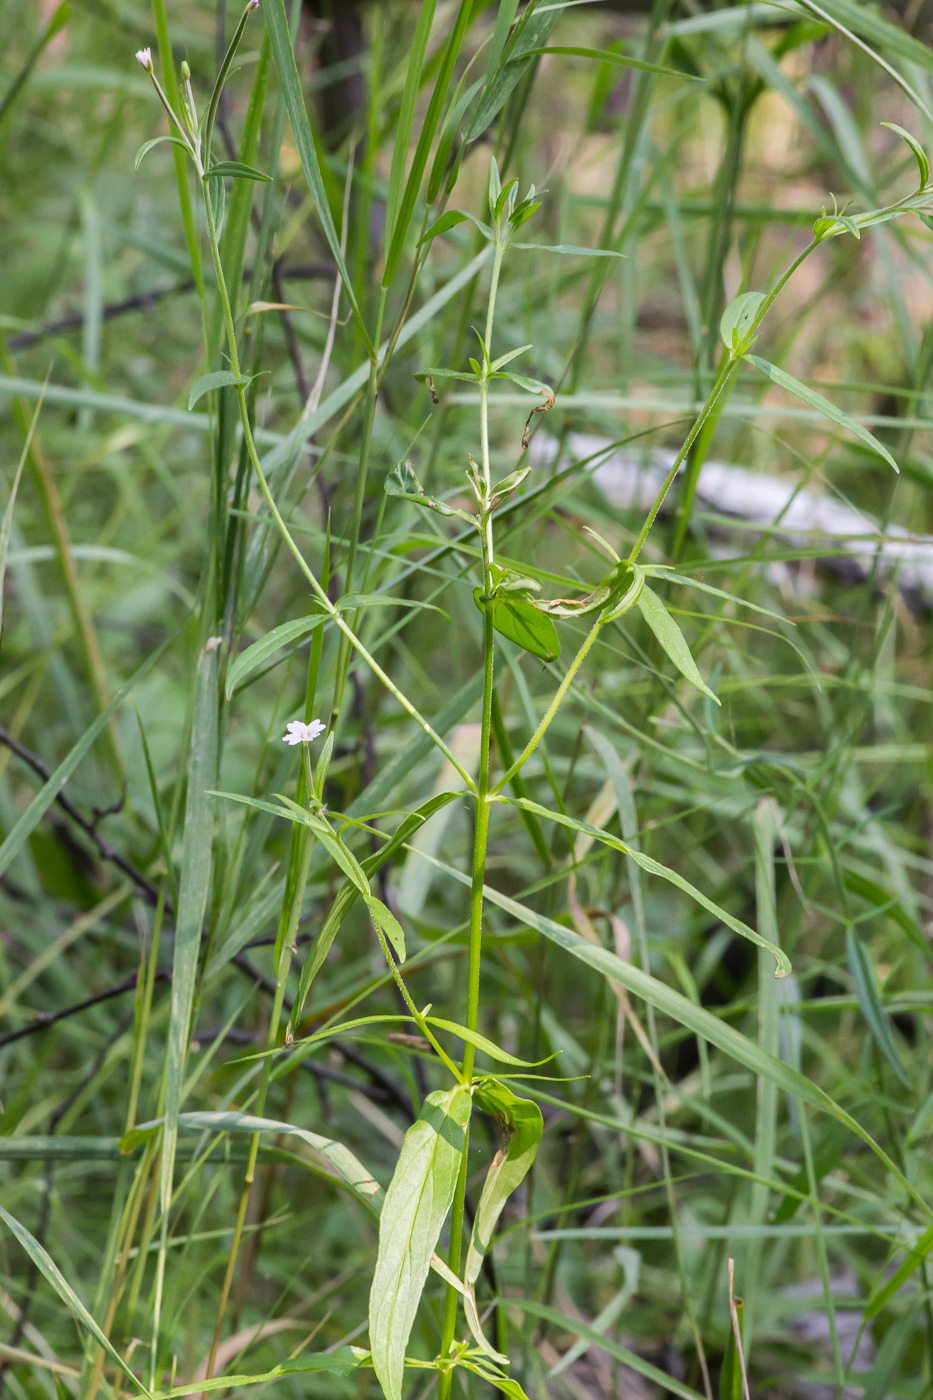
464, 1081, 542, 1355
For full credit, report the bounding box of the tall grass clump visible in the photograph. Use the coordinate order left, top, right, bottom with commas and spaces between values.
1, 1, 932, 1397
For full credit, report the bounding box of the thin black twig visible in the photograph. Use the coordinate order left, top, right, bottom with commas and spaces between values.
0, 971, 168, 1050
6, 264, 334, 351
0, 725, 160, 904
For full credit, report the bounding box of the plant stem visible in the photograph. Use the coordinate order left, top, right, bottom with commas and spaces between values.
193, 168, 476, 790
492, 616, 603, 795
629, 238, 818, 562
437, 238, 505, 1395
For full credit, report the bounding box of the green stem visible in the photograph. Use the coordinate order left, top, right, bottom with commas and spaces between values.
628, 237, 818, 564
332, 292, 387, 726
196, 179, 475, 791
491, 616, 603, 796
438, 238, 505, 1393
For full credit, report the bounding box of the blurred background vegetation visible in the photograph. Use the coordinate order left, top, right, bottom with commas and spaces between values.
1, 1, 932, 1397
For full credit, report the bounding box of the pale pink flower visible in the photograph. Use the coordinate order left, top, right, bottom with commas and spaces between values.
135, 47, 153, 71
282, 719, 326, 746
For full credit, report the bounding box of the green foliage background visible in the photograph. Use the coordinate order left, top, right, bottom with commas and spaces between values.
0, 0, 932, 1396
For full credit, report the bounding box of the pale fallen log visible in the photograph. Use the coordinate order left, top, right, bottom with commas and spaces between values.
531, 432, 933, 605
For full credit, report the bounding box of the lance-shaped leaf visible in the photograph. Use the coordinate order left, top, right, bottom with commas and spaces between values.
745, 354, 898, 472
0, 1206, 152, 1397
225, 614, 326, 698
464, 1081, 543, 1356
264, 0, 371, 351
122, 1111, 382, 1211
637, 584, 719, 704
881, 121, 930, 188
205, 159, 273, 182
366, 893, 407, 962
846, 929, 910, 1087
369, 1085, 473, 1400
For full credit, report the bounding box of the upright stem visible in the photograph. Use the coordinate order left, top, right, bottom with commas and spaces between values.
437, 237, 504, 1394
629, 238, 818, 563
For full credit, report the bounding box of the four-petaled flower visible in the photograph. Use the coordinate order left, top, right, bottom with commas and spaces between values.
283, 719, 326, 746
135, 47, 153, 70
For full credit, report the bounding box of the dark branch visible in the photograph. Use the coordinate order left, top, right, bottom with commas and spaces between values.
0, 971, 168, 1050
6, 263, 335, 352
0, 725, 161, 904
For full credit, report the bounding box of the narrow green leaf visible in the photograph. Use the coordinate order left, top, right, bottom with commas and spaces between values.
272, 798, 371, 896
0, 389, 42, 639
206, 159, 272, 182
745, 353, 899, 471
505, 1299, 705, 1400
153, 1349, 362, 1398
161, 642, 218, 1216
290, 792, 462, 1024
881, 121, 930, 187
861, 1305, 921, 1400
225, 614, 325, 699
444, 871, 924, 1207
0, 1206, 152, 1397
263, 0, 372, 351
382, 0, 475, 287
501, 371, 550, 395
490, 344, 533, 371
338, 593, 450, 621
798, 0, 933, 76
843, 868, 931, 961
387, 0, 440, 245
506, 795, 789, 976
134, 134, 191, 171
642, 567, 787, 621
366, 894, 407, 962
519, 45, 698, 81
865, 1221, 933, 1318
510, 243, 625, 257
418, 209, 469, 245
126, 1111, 381, 1211
846, 930, 911, 1087
637, 585, 719, 703
463, 3, 566, 142
369, 1085, 473, 1400
427, 1019, 552, 1069
464, 1082, 542, 1355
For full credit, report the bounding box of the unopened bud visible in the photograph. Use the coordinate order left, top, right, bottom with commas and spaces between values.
181, 60, 190, 80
